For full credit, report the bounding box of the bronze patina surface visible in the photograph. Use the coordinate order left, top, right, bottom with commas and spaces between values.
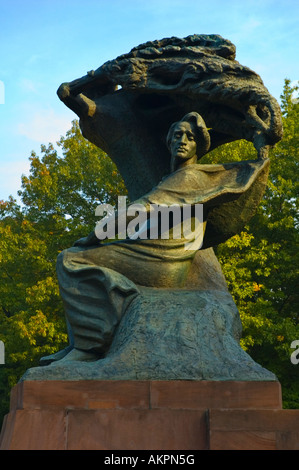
22, 35, 282, 381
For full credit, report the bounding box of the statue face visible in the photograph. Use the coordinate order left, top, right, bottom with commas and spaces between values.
170, 121, 197, 162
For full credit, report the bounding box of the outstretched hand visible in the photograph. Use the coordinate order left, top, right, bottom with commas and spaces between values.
73, 231, 100, 247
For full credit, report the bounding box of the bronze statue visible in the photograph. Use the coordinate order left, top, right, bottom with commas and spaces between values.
23, 35, 282, 381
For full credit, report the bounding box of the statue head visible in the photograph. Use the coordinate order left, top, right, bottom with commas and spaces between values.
167, 112, 210, 172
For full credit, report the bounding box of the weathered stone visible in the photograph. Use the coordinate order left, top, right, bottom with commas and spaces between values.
22, 286, 276, 382
3, 380, 299, 450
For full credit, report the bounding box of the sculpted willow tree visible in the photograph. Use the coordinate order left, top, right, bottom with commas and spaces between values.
18, 34, 284, 382
58, 34, 282, 198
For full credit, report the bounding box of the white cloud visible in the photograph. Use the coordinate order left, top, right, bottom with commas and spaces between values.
19, 78, 40, 94
241, 17, 262, 35
0, 159, 31, 200
27, 54, 44, 65
17, 106, 73, 144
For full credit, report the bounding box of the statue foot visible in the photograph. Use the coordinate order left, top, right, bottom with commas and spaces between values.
39, 345, 73, 366
54, 348, 100, 363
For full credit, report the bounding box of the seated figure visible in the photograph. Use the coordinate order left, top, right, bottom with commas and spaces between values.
49, 112, 269, 364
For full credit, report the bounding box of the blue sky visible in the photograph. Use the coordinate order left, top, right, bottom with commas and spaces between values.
0, 0, 298, 201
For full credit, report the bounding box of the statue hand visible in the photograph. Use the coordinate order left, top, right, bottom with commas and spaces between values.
257, 145, 270, 160
73, 231, 100, 247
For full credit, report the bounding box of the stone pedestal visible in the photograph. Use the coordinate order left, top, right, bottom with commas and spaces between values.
1, 380, 298, 450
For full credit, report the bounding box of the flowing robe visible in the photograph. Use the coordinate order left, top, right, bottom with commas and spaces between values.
56, 158, 269, 354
